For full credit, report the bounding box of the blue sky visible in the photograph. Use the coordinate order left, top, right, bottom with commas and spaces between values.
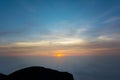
0, 0, 120, 56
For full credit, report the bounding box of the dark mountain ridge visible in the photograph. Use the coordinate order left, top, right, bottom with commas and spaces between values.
0, 66, 74, 80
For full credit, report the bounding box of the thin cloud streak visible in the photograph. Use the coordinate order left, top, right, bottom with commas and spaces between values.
103, 16, 120, 23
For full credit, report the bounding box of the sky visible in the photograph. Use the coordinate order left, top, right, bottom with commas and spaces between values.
0, 0, 120, 56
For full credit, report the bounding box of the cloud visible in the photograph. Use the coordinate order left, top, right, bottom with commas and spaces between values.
98, 36, 113, 41
97, 35, 120, 41
13, 41, 51, 47
6, 38, 86, 47
99, 23, 120, 37
0, 36, 120, 56
0, 21, 119, 56
0, 18, 120, 56
103, 17, 120, 23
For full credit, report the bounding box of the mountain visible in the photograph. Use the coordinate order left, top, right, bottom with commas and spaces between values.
0, 66, 74, 80
0, 73, 7, 80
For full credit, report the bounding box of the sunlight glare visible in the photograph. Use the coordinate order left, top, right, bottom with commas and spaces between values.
56, 53, 64, 57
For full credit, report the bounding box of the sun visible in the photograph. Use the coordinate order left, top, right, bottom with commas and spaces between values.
56, 53, 64, 57
53, 50, 65, 57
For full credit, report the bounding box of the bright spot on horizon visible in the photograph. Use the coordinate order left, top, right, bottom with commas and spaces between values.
56, 53, 64, 57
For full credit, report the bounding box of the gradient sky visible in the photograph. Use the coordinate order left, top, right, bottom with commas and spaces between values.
0, 0, 120, 56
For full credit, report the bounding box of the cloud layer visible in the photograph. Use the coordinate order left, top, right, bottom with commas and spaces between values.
0, 0, 120, 56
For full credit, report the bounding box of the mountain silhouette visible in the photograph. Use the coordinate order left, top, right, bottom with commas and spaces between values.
0, 73, 7, 80
0, 66, 74, 80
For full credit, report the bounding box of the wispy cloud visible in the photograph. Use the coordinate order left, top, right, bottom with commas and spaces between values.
0, 37, 120, 56
103, 16, 120, 23
0, 18, 120, 56
97, 34, 120, 41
